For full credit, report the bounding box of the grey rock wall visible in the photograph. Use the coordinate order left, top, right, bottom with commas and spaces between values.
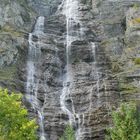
27, 0, 62, 16
35, 0, 140, 139
0, 0, 36, 92
1, 0, 140, 140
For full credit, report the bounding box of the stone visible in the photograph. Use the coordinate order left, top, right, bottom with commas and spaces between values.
1, 0, 140, 140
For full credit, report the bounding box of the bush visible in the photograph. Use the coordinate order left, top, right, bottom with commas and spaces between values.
135, 58, 140, 65
0, 89, 38, 140
106, 102, 140, 140
60, 125, 75, 140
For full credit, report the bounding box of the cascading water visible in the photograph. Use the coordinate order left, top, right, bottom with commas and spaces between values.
26, 16, 46, 140
60, 0, 85, 139
60, 0, 78, 125
91, 42, 101, 107
60, 0, 102, 139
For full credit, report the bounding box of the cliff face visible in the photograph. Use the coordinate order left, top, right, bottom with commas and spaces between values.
95, 0, 140, 102
0, 0, 35, 91
0, 0, 63, 91
27, 0, 62, 16
0, 0, 140, 140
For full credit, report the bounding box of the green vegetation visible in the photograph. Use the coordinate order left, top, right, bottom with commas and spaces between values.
106, 102, 140, 140
60, 125, 75, 140
133, 3, 140, 9
135, 58, 140, 65
133, 18, 140, 23
0, 24, 23, 37
0, 89, 38, 140
0, 65, 16, 80
119, 82, 140, 94
131, 17, 140, 25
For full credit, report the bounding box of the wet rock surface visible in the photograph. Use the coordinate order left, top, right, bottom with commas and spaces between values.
39, 0, 140, 139
27, 0, 62, 16
22, 1, 120, 139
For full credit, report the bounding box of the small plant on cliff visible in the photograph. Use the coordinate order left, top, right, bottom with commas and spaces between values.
60, 125, 75, 140
133, 3, 140, 9
134, 58, 140, 65
0, 88, 38, 140
106, 102, 140, 140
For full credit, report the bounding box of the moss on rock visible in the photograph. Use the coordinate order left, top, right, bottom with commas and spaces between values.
119, 82, 140, 94
134, 57, 140, 65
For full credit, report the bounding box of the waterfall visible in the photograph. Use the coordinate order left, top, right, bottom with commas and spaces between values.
91, 42, 101, 107
26, 16, 46, 140
59, 0, 101, 139
60, 0, 77, 125
60, 0, 83, 139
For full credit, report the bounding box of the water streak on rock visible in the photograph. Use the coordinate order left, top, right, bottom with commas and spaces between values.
26, 16, 46, 140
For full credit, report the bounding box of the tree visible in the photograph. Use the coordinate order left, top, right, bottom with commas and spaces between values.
0, 88, 38, 140
60, 125, 75, 140
106, 102, 140, 140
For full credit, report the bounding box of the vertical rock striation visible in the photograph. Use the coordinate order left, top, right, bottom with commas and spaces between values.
23, 0, 120, 139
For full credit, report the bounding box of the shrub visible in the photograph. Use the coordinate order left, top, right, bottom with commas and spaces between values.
60, 125, 75, 140
134, 18, 140, 23
106, 102, 140, 140
0, 88, 38, 140
135, 58, 140, 65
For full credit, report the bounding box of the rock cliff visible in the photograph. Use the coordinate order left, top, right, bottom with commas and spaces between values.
0, 0, 140, 140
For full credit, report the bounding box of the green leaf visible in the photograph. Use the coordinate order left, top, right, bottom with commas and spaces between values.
0, 88, 38, 140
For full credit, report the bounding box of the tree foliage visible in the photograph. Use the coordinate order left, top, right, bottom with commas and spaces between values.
106, 102, 140, 140
60, 125, 75, 140
0, 88, 37, 140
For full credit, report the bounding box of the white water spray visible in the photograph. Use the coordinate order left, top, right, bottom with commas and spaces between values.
26, 16, 46, 140
60, 0, 80, 124
59, 0, 101, 139
91, 42, 101, 107
59, 0, 84, 140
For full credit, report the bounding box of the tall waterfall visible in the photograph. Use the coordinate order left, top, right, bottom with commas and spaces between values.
60, 0, 101, 139
60, 0, 84, 139
26, 16, 46, 140
60, 0, 79, 122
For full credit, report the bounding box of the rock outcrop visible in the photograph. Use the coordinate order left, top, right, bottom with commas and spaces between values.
27, 0, 62, 16
0, 0, 37, 91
